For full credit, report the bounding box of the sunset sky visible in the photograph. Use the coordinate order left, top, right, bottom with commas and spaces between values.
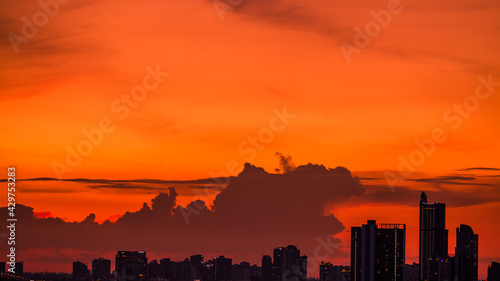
0, 0, 499, 279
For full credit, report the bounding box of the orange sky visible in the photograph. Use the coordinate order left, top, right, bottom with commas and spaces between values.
0, 0, 499, 278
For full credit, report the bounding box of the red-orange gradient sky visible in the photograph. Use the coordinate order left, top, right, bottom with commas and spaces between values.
0, 0, 499, 278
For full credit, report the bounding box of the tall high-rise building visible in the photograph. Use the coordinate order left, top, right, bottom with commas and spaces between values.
179, 258, 192, 281
320, 262, 333, 281
350, 220, 405, 281
92, 258, 111, 281
419, 192, 448, 281
213, 255, 232, 281
377, 223, 406, 281
168, 260, 186, 281
273, 245, 307, 281
262, 255, 273, 281
0, 262, 5, 273
14, 262, 23, 276
299, 255, 307, 281
190, 255, 204, 280
73, 261, 90, 280
160, 258, 172, 280
426, 256, 454, 281
115, 251, 147, 281
455, 225, 478, 281
274, 247, 286, 281
351, 225, 364, 281
351, 221, 375, 281
488, 262, 500, 281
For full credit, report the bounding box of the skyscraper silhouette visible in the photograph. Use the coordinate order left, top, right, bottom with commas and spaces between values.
14, 262, 23, 276
419, 192, 448, 281
274, 247, 286, 281
273, 245, 307, 281
115, 251, 147, 281
488, 262, 500, 281
190, 255, 204, 280
160, 258, 172, 280
73, 261, 90, 281
351, 220, 405, 281
351, 221, 375, 281
262, 255, 273, 281
320, 261, 334, 281
92, 258, 111, 281
213, 256, 232, 281
299, 255, 307, 281
455, 225, 478, 281
377, 223, 406, 281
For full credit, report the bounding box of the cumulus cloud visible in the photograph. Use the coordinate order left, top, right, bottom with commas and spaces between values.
2, 162, 363, 266
275, 152, 296, 173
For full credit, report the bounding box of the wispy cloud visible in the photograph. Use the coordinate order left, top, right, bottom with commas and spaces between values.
458, 167, 500, 171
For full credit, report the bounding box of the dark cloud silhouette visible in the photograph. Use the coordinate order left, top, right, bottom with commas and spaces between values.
189, 185, 225, 190
358, 185, 500, 208
20, 188, 77, 193
2, 162, 363, 266
353, 168, 500, 208
0, 177, 232, 185
88, 183, 167, 191
5, 164, 500, 268
229, 0, 342, 38
0, 177, 231, 194
275, 152, 296, 173
458, 167, 500, 171
408, 176, 493, 186
357, 172, 500, 207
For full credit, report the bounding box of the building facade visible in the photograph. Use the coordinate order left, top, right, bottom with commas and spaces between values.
419, 192, 448, 281
488, 262, 500, 281
455, 225, 478, 281
92, 258, 111, 281
115, 251, 148, 281
73, 261, 90, 280
351, 220, 405, 281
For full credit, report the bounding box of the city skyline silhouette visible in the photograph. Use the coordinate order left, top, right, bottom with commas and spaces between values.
1, 162, 498, 280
